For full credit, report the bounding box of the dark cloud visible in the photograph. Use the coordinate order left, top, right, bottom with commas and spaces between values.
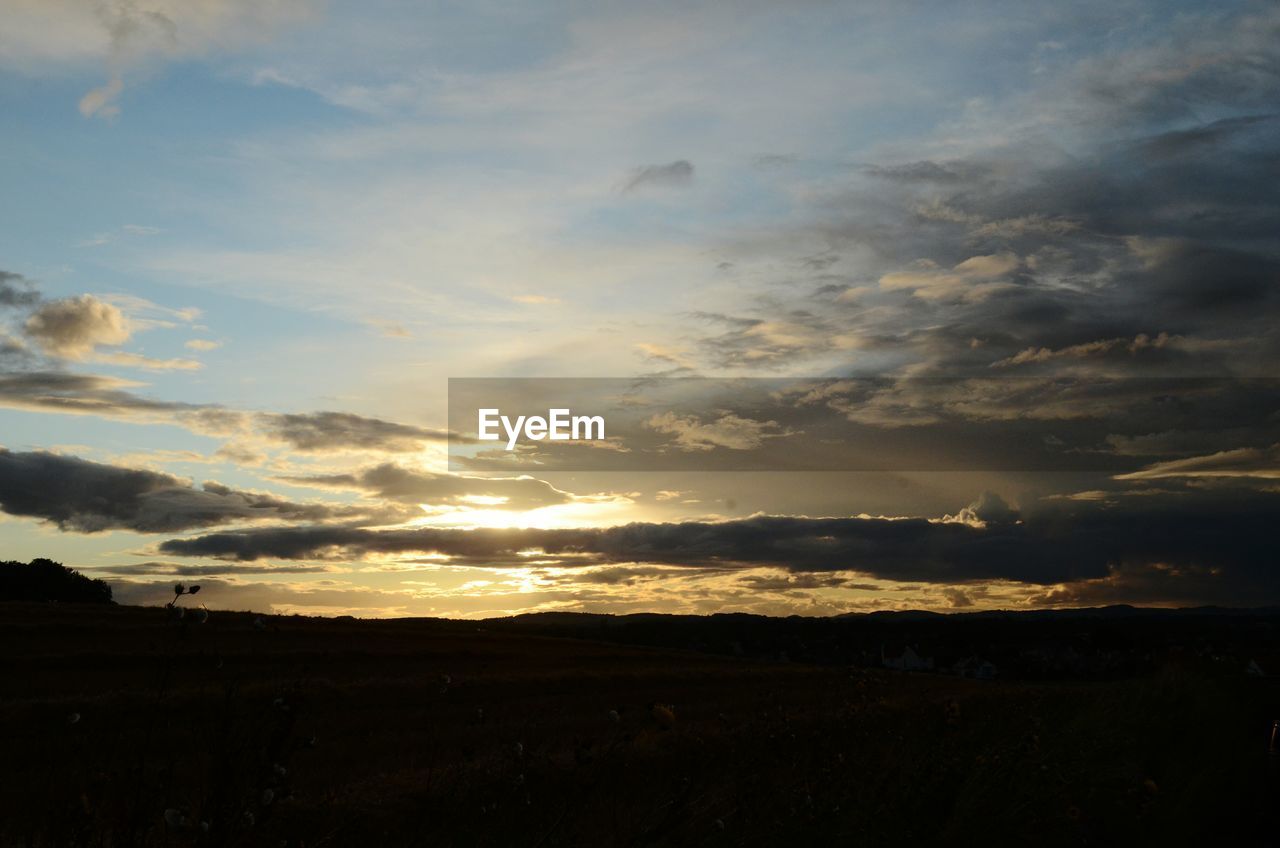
214, 443, 267, 465
1067, 12, 1280, 129
0, 449, 363, 533
552, 565, 709, 586
1116, 445, 1280, 481
256, 411, 452, 452
623, 160, 694, 192
0, 270, 40, 308
24, 294, 131, 358
0, 370, 457, 454
689, 309, 840, 369
0, 371, 199, 418
737, 573, 859, 592
0, 337, 36, 369
1135, 114, 1277, 160
451, 375, 1279, 473
96, 561, 335, 576
654, 10, 1280, 484
860, 160, 976, 183
156, 487, 1280, 604
688, 6, 1280, 388
1125, 241, 1278, 318
1026, 558, 1257, 608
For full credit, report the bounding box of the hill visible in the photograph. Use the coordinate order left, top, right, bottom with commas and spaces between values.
482, 606, 1280, 678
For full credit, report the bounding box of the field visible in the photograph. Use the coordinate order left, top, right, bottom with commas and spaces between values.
2, 603, 1278, 846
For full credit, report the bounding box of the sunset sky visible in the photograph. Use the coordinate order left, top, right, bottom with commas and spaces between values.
1, 0, 1278, 616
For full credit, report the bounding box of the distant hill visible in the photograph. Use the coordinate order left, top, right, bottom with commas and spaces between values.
0, 558, 113, 604
481, 605, 1280, 678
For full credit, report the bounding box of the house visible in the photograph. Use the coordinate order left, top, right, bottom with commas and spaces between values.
1245, 653, 1280, 678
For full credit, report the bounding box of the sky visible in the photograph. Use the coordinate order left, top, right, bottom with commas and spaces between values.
1, 0, 1278, 617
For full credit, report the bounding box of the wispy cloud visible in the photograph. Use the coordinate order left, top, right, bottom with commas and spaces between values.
622, 160, 694, 192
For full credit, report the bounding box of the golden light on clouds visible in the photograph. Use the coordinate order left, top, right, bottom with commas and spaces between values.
411, 494, 643, 530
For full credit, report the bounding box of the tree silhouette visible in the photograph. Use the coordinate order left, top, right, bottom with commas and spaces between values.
0, 558, 113, 604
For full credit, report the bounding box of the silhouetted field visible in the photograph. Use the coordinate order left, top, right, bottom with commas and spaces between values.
3, 603, 1279, 846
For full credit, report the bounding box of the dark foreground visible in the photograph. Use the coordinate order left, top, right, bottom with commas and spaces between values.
2, 604, 1279, 847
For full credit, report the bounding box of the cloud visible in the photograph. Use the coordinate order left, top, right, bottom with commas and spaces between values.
1116, 446, 1280, 481
79, 76, 124, 118
279, 463, 576, 510
648, 25, 1280, 472
153, 486, 1280, 605
634, 342, 694, 369
0, 371, 456, 454
942, 491, 1019, 527
364, 319, 411, 338
184, 338, 222, 351
861, 160, 974, 183
4, 285, 206, 370
96, 561, 335, 576
23, 295, 131, 358
622, 160, 694, 192
258, 411, 453, 453
646, 410, 792, 452
692, 312, 844, 368
0, 370, 204, 419
0, 335, 34, 368
878, 253, 1021, 302
101, 293, 201, 329
656, 7, 1280, 397
0, 448, 364, 533
3, 3, 1278, 615
1, 0, 317, 119
993, 332, 1178, 368
561, 565, 710, 586
94, 351, 203, 371
214, 443, 266, 465
1027, 559, 1253, 608
737, 572, 860, 592
0, 271, 40, 308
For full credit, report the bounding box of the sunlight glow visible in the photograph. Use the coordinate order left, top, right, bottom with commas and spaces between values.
412, 497, 644, 529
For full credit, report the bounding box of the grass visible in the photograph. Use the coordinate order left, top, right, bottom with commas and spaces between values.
1, 602, 1277, 846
